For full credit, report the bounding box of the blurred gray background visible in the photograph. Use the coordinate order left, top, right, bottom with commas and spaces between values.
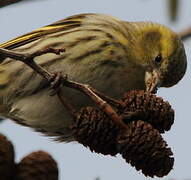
0, 0, 191, 179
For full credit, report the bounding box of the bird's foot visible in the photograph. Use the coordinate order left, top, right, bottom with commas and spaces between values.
49, 72, 67, 96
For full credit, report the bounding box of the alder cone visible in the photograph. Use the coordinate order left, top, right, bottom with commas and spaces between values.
15, 151, 58, 180
117, 120, 174, 177
72, 90, 175, 177
73, 107, 119, 156
119, 90, 174, 133
0, 133, 15, 180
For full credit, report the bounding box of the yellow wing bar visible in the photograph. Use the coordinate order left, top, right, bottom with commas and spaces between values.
0, 13, 90, 49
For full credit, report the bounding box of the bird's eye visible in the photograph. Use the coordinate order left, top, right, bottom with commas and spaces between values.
154, 55, 162, 63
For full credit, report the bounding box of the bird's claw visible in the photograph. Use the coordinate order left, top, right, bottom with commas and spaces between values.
49, 72, 67, 96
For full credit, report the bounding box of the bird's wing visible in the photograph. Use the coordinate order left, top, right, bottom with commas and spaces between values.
0, 13, 94, 50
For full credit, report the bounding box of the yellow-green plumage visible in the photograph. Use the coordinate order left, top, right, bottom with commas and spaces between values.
0, 13, 187, 141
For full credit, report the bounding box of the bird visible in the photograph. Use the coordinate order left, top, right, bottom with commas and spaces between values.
0, 13, 187, 141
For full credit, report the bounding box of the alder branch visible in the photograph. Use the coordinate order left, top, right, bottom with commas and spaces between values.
0, 47, 127, 130
0, 0, 23, 8
178, 27, 191, 41
0, 48, 175, 178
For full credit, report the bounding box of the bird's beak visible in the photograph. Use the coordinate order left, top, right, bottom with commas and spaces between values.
145, 69, 161, 94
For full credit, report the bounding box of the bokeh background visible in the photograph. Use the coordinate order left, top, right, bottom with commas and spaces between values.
0, 0, 191, 179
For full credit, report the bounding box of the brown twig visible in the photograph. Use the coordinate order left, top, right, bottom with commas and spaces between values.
0, 47, 127, 129
178, 27, 191, 41
0, 0, 23, 8
0, 47, 123, 107
168, 0, 179, 22
91, 89, 124, 107
0, 48, 64, 80
63, 80, 127, 129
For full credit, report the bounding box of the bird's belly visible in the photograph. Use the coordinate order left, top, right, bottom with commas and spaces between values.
0, 59, 146, 141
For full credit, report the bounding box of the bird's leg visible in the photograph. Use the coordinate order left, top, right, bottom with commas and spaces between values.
48, 73, 126, 129
56, 88, 77, 120
47, 71, 126, 129
48, 70, 123, 107
49, 72, 66, 96
47, 72, 77, 118
49, 72, 64, 89
47, 72, 78, 119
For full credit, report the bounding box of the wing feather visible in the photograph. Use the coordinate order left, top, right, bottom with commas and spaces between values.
0, 13, 93, 49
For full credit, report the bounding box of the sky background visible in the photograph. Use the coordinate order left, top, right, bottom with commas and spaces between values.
0, 0, 191, 179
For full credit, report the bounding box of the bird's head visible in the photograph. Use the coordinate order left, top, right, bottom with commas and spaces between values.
126, 22, 187, 93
